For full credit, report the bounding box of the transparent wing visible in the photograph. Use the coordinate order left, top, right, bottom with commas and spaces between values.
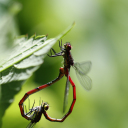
26, 122, 36, 128
74, 61, 92, 90
73, 61, 92, 75
63, 69, 70, 113
76, 72, 92, 90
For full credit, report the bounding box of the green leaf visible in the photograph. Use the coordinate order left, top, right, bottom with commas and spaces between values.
0, 22, 75, 127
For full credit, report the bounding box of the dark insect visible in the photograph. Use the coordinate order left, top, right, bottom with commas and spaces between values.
48, 40, 92, 112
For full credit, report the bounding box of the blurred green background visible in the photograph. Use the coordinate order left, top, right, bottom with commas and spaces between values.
1, 0, 128, 128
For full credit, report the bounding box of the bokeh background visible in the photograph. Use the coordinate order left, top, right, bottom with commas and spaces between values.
2, 0, 128, 128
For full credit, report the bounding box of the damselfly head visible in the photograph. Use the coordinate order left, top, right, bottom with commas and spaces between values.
64, 43, 72, 50
43, 102, 49, 111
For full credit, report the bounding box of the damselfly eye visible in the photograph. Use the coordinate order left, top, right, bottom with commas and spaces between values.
67, 44, 71, 50
44, 104, 49, 111
65, 43, 71, 50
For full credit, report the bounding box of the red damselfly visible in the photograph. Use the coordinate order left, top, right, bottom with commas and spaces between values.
19, 67, 76, 124
48, 40, 92, 112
